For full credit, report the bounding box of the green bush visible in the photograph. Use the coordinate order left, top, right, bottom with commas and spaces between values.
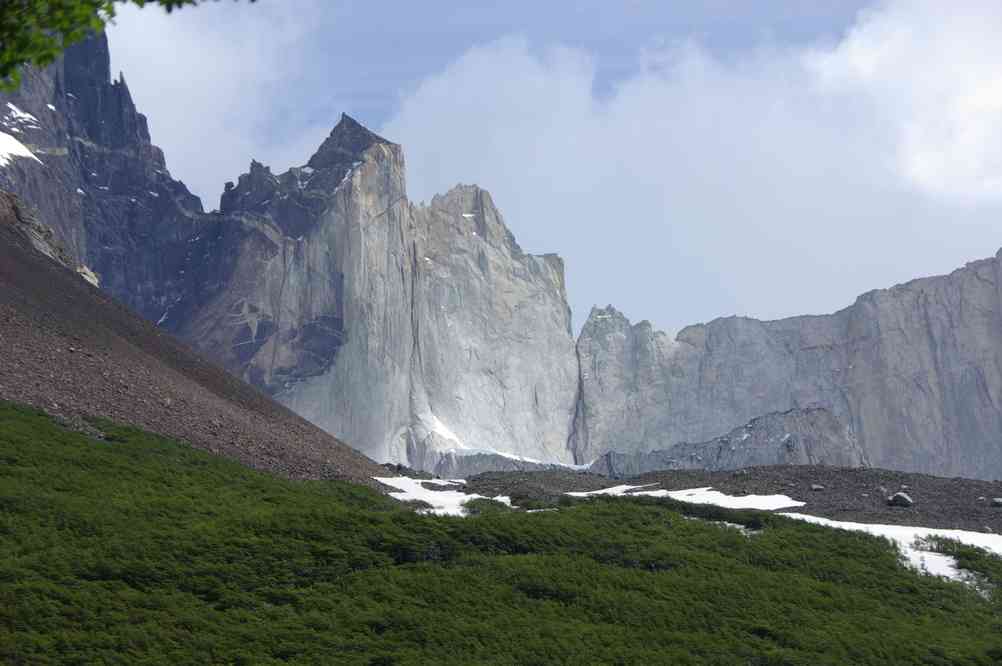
1, 401, 1000, 664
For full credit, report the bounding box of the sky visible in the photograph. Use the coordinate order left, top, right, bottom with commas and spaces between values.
107, 1, 1002, 334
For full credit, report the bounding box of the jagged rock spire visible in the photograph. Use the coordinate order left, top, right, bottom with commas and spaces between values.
307, 113, 393, 171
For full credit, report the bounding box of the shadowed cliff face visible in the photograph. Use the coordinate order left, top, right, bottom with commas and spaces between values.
163, 115, 397, 397
0, 33, 204, 324
3, 34, 1002, 479
587, 408, 868, 478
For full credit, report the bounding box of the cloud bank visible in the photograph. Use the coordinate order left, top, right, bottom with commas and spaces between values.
383, 1, 1002, 331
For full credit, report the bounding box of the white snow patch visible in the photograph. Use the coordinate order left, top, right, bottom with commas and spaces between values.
335, 162, 365, 189
567, 483, 660, 498
76, 265, 100, 287
75, 188, 85, 195
423, 413, 464, 447
740, 433, 751, 442
5, 103, 39, 125
156, 310, 170, 326
374, 476, 509, 516
46, 104, 56, 111
567, 484, 806, 511
0, 131, 42, 167
462, 213, 475, 219
780, 513, 1002, 582
148, 190, 159, 198
661, 487, 806, 510
682, 515, 754, 535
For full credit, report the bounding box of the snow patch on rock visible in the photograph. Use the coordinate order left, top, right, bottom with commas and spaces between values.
567, 484, 806, 511
0, 132, 42, 167
76, 265, 100, 287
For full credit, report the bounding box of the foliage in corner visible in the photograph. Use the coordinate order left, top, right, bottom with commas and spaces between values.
0, 0, 252, 91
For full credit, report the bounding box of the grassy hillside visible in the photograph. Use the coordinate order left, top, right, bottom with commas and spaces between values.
1, 401, 1000, 665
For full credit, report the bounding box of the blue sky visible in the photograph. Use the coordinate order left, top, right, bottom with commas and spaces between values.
108, 1, 1002, 333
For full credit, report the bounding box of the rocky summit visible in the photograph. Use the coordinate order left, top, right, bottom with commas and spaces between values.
3, 33, 1002, 479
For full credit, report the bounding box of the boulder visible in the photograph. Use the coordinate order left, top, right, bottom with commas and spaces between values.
887, 492, 914, 508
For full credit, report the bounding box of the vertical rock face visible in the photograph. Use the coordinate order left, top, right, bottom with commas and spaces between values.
588, 408, 867, 477
165, 117, 401, 400
574, 256, 1002, 480
262, 122, 418, 463
0, 34, 204, 322
278, 169, 579, 466
404, 186, 578, 466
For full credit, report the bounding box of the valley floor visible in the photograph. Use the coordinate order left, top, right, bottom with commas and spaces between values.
2, 401, 1002, 664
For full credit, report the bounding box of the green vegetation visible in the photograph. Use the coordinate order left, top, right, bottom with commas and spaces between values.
462, 497, 513, 516
1, 1, 252, 90
1, 401, 1001, 664
928, 536, 1002, 607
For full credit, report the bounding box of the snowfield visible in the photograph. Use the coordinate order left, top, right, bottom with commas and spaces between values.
567, 483, 806, 511
375, 476, 511, 516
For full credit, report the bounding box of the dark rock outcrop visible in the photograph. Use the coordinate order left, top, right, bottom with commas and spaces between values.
588, 408, 866, 477
0, 33, 205, 324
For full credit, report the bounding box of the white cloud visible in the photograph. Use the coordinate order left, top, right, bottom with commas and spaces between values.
807, 0, 1002, 203
383, 1, 1002, 332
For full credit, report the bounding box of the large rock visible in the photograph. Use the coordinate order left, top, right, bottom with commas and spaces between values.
588, 408, 867, 477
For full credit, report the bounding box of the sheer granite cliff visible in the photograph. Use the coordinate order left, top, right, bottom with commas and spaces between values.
118, 111, 579, 468
574, 258, 1002, 480
273, 142, 579, 466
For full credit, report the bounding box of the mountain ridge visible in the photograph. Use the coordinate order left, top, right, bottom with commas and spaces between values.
3, 33, 1002, 479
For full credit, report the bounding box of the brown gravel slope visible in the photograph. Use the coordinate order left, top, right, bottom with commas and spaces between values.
466, 466, 1002, 533
0, 193, 384, 484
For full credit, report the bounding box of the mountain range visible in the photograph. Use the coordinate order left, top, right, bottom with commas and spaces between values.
2, 33, 1001, 480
